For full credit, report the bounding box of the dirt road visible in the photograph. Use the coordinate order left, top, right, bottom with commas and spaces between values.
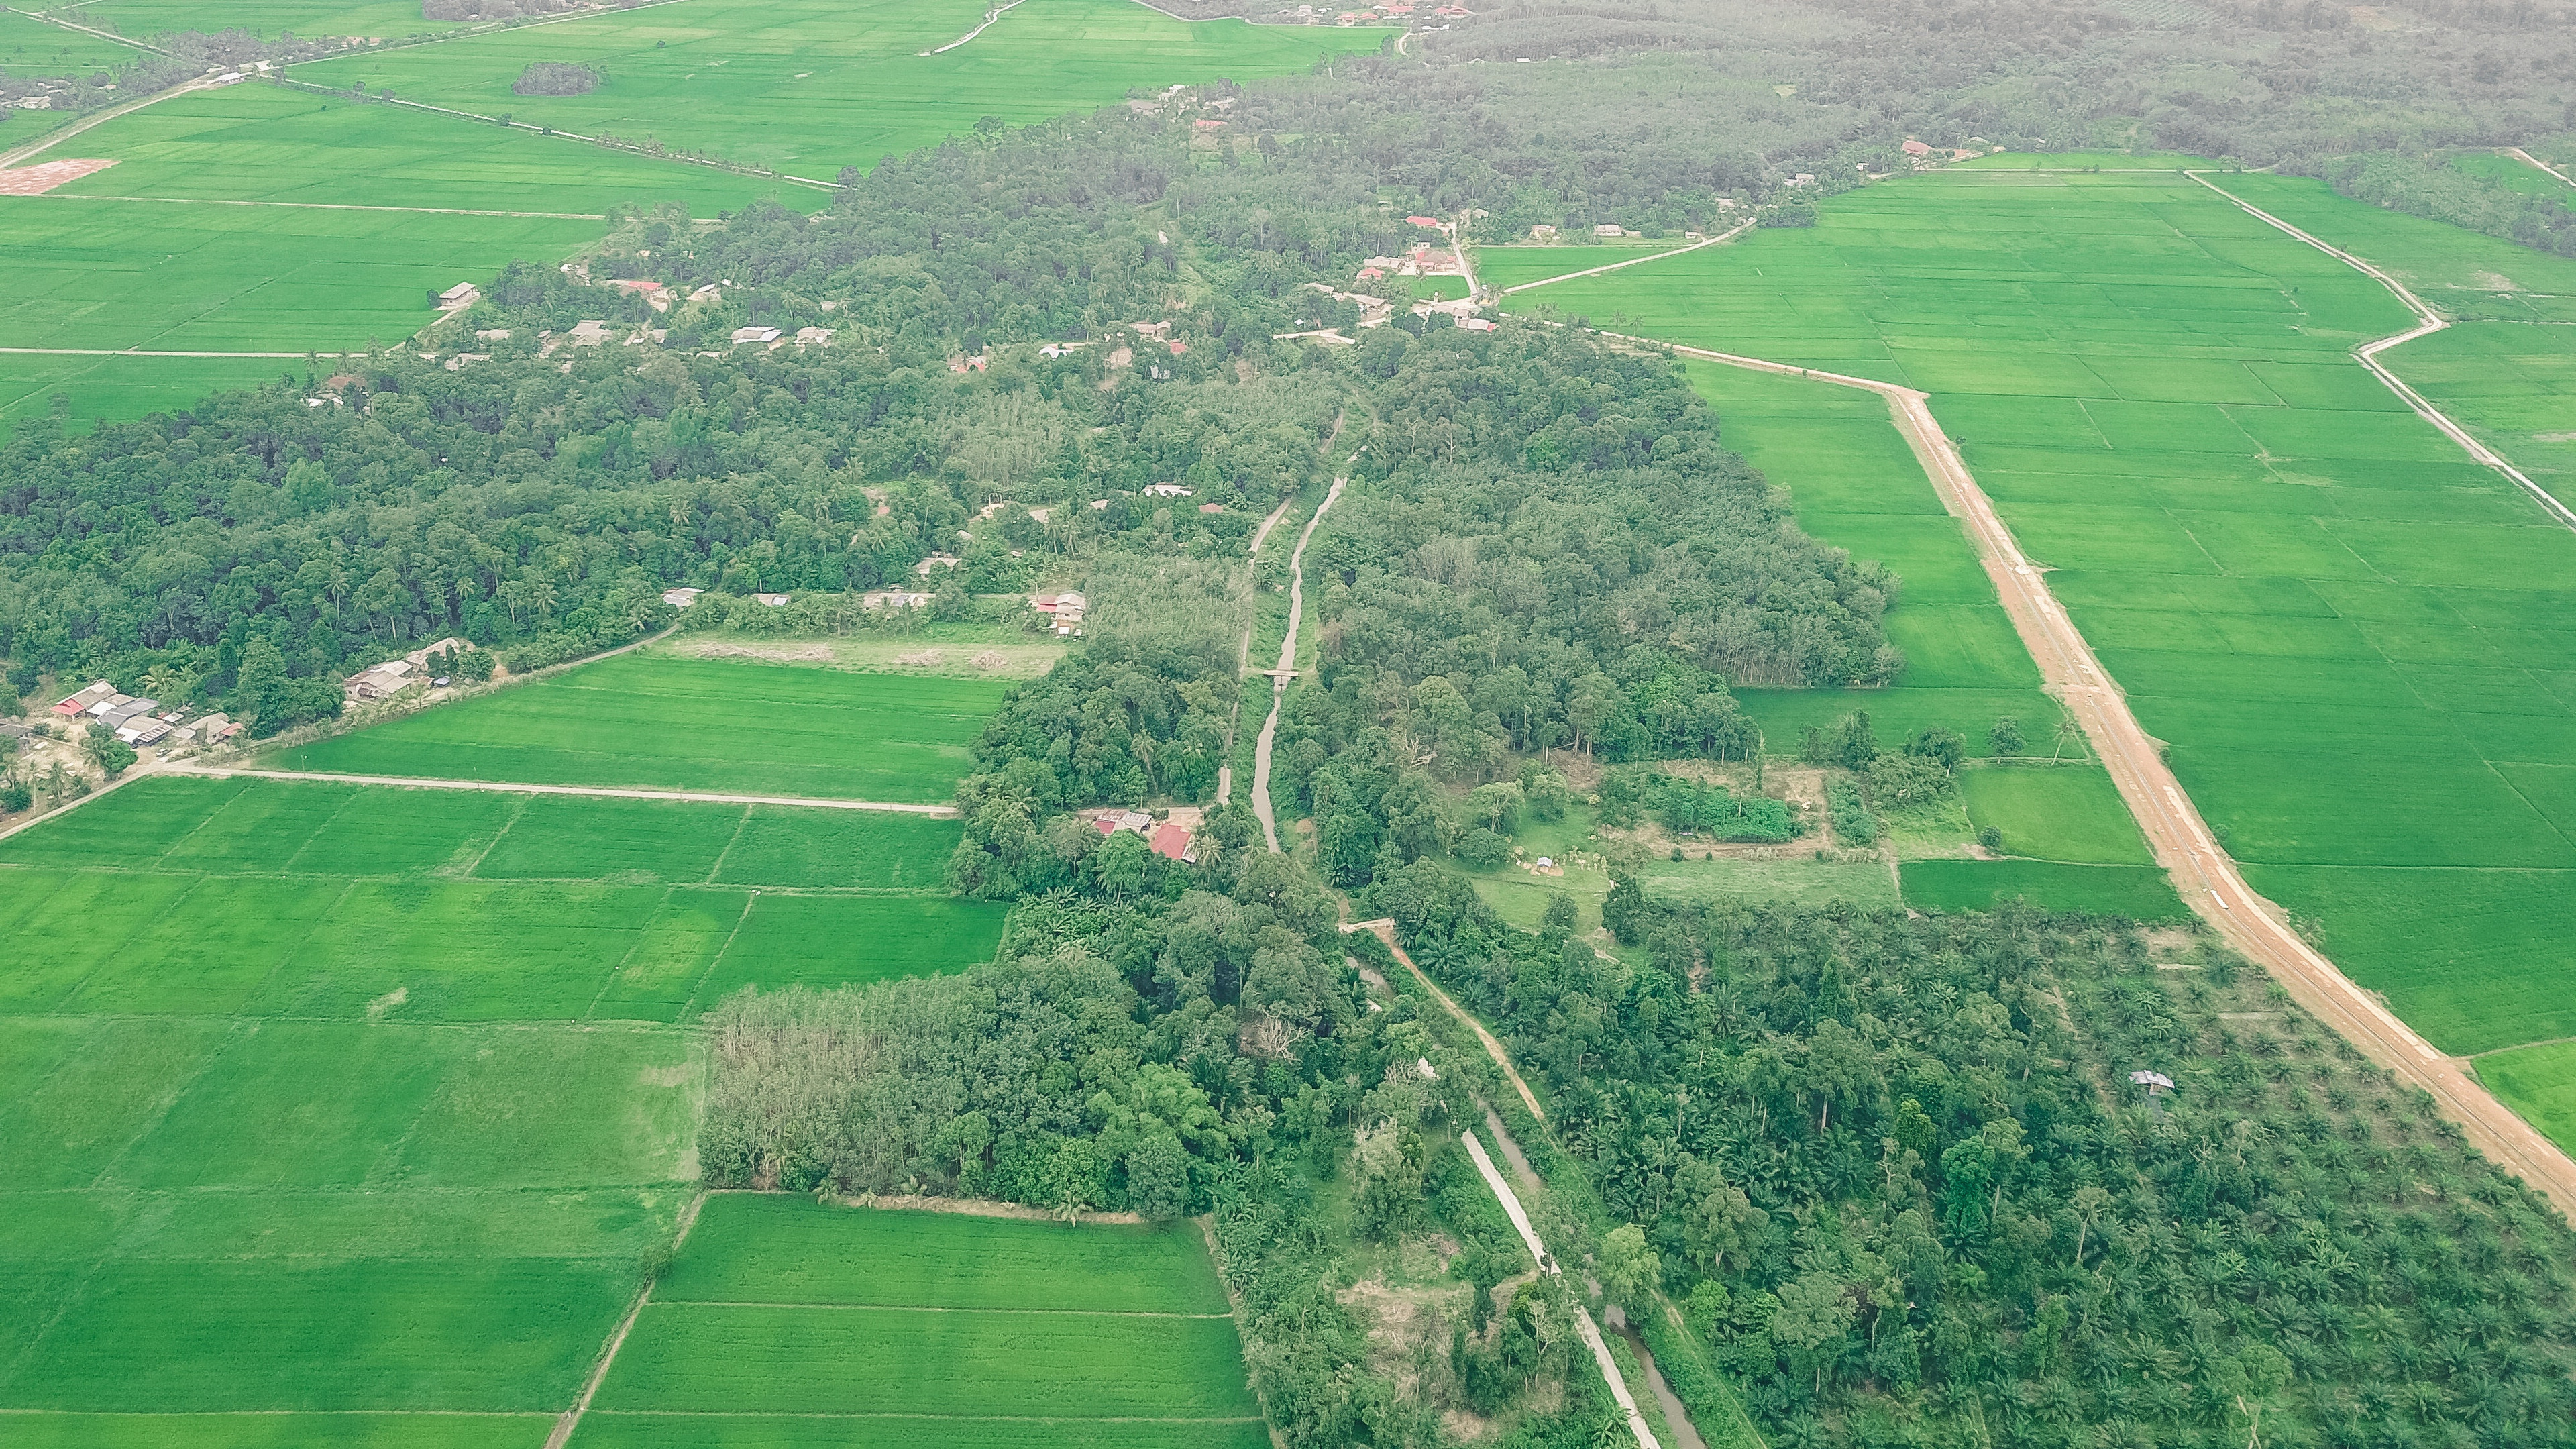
1629, 336, 2576, 1216
1250, 476, 1344, 851
166, 763, 961, 816
2190, 174, 2576, 531
1499, 219, 1755, 297
2507, 146, 2576, 189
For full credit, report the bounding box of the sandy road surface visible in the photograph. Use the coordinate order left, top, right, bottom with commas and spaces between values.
1250, 476, 1344, 851
166, 763, 961, 815
1621, 335, 2576, 1216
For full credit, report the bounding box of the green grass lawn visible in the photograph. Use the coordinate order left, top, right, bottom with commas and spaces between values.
291, 0, 1384, 178
1501, 168, 2576, 1088
590, 1197, 1260, 1432
277, 651, 1008, 802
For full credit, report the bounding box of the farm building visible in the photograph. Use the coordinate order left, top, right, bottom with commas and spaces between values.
51, 682, 116, 717
1407, 215, 1442, 229
662, 587, 702, 608
731, 326, 782, 345
1529, 225, 1557, 239
794, 327, 835, 347
1029, 591, 1087, 633
862, 589, 932, 609
1095, 810, 1153, 837
344, 660, 420, 702
1458, 317, 1497, 331
1902, 138, 1932, 156
1143, 482, 1195, 498
1150, 821, 1197, 863
437, 283, 480, 310
916, 553, 961, 575
754, 593, 791, 607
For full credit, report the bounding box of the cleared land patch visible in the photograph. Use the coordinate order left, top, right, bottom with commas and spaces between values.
291, 0, 1385, 178
277, 651, 1008, 802
1501, 168, 2576, 1080
584, 1195, 1259, 1442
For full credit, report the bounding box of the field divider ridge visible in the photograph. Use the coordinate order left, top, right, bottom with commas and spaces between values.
649, 1301, 1235, 1316
166, 763, 962, 816
259, 74, 838, 191
1586, 326, 2576, 1213
546, 1189, 708, 1449
52, 194, 612, 219
2186, 171, 2576, 531
1496, 219, 1755, 297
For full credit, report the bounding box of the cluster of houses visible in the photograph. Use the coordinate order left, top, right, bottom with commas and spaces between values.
1304, 1, 1470, 21
1091, 808, 1199, 863
48, 682, 241, 749
343, 637, 471, 702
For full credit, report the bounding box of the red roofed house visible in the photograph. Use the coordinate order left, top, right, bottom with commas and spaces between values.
1406, 215, 1443, 229
1149, 820, 1197, 863
52, 680, 115, 717
1194, 118, 1226, 130
1167, 339, 1187, 356
1901, 138, 1932, 157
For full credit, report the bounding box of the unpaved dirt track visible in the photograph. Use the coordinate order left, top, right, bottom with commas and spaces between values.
1624, 335, 2576, 1217
1250, 476, 1344, 851
2190, 173, 2576, 531
166, 763, 961, 815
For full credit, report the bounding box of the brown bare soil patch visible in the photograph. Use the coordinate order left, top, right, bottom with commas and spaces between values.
0, 158, 115, 195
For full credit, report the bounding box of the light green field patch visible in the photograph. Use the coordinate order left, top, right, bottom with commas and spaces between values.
661, 1197, 1230, 1312
0, 10, 150, 75
292, 0, 1384, 177
73, 0, 470, 41
278, 653, 1007, 802
52, 81, 804, 215
1639, 855, 1899, 909
2478, 1040, 2576, 1164
1959, 765, 2153, 864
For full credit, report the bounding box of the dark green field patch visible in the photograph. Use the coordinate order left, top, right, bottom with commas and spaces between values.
1900, 859, 2188, 919
691, 894, 1011, 1007
474, 796, 745, 884
710, 807, 965, 890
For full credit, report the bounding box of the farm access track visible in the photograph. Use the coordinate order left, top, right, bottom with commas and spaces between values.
1568, 244, 2576, 1210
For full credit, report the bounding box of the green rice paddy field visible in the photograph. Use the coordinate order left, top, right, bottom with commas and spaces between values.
1501, 170, 2576, 1130
576, 1196, 1265, 1448
280, 651, 1006, 802
0, 766, 1005, 1442
68, 0, 470, 41
0, 9, 146, 75
292, 0, 1384, 177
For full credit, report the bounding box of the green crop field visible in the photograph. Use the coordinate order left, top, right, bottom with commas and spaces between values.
2450, 152, 2575, 207
51, 82, 804, 215
1, 193, 600, 352
1960, 764, 2154, 864
1949, 150, 2212, 170
1500, 168, 2576, 1095
0, 763, 995, 1441
0, 10, 148, 74
582, 1195, 1260, 1441
278, 650, 1008, 801
68, 0, 470, 41
2477, 1040, 2576, 1165
0, 351, 298, 429
0, 776, 1002, 1022
1902, 859, 2190, 918
292, 0, 1384, 178
1476, 239, 1707, 293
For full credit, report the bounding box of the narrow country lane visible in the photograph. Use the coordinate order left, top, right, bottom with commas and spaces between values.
1250, 476, 1345, 851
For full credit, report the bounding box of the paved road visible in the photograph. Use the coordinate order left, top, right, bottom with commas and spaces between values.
164, 763, 961, 816
1250, 476, 1344, 851
1626, 335, 2576, 1216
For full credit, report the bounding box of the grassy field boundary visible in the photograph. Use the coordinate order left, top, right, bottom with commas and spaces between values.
173, 765, 963, 816
546, 1189, 708, 1449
